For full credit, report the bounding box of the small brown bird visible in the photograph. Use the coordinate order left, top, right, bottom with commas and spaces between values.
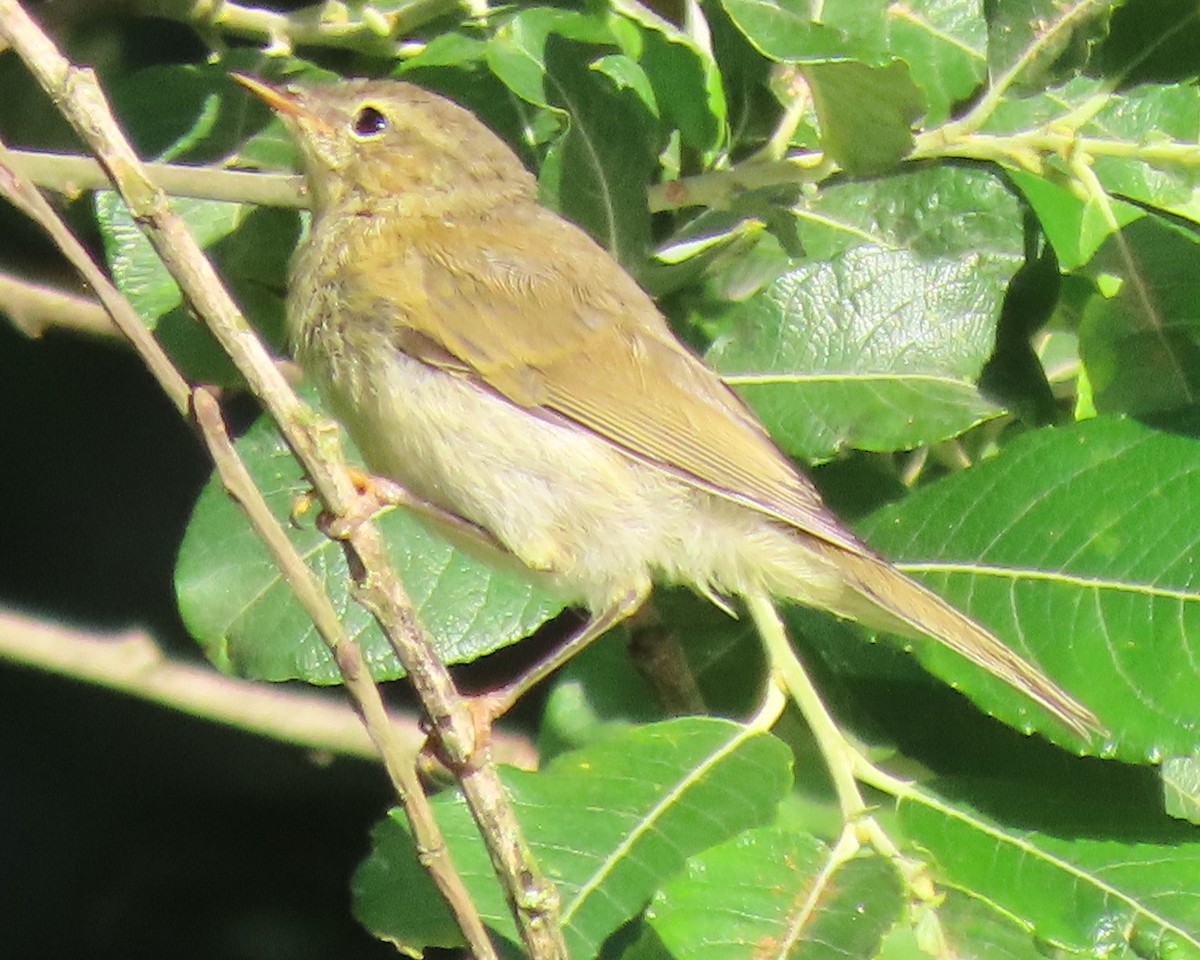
235, 74, 1101, 739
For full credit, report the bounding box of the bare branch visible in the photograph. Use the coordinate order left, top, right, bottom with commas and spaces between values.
0, 608, 420, 760
0, 269, 116, 338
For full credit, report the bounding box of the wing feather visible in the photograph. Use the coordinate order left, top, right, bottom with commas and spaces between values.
351, 206, 869, 557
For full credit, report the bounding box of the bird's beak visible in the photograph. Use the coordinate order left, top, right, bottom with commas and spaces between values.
232, 73, 309, 123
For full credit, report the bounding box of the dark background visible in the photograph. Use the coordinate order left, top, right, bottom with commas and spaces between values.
0, 320, 401, 958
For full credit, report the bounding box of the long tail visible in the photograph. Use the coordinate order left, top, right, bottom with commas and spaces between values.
825, 548, 1104, 739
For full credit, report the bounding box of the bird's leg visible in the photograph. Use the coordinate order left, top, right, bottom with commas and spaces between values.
472, 588, 649, 727
744, 593, 873, 821
317, 469, 508, 558
743, 593, 932, 891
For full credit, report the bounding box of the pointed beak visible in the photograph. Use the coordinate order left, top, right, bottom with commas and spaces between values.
232, 73, 308, 121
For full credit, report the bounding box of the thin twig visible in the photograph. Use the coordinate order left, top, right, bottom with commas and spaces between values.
158, 0, 469, 57
0, 4, 566, 956
4, 148, 306, 207
192, 387, 501, 957
0, 269, 115, 338
0, 608, 421, 760
7, 143, 834, 218
0, 603, 538, 768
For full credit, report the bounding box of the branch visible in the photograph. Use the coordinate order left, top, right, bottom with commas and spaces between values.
5, 148, 305, 207
0, 607, 418, 760
0, 269, 115, 338
191, 387, 507, 957
0, 604, 538, 768
0, 4, 566, 956
143, 0, 473, 57
7, 143, 832, 219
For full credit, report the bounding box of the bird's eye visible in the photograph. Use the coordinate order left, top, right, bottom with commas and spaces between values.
351, 104, 388, 138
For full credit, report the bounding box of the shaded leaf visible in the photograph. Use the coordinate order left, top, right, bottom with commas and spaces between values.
804, 60, 923, 174
986, 0, 1120, 88
1097, 0, 1200, 85
108, 56, 294, 164
647, 827, 903, 960
1077, 216, 1200, 416
900, 782, 1200, 956
540, 35, 659, 270
612, 0, 729, 158
354, 718, 795, 956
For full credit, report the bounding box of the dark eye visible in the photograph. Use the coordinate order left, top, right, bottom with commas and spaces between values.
352, 105, 388, 137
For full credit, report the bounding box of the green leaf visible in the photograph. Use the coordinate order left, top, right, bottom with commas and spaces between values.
175, 410, 565, 683
805, 60, 923, 173
590, 54, 659, 116
859, 414, 1200, 760
399, 31, 488, 70
485, 6, 618, 108
611, 0, 729, 158
705, 247, 1008, 461
354, 718, 795, 955
985, 0, 1120, 88
718, 0, 985, 127
1077, 216, 1200, 416
988, 79, 1200, 250
540, 36, 659, 270
1086, 83, 1200, 222
900, 781, 1200, 956
718, 0, 893, 66
1008, 168, 1144, 271
647, 827, 904, 960
796, 165, 1024, 261
884, 0, 987, 126
899, 889, 1054, 960
96, 193, 296, 384
1162, 755, 1200, 826
97, 192, 238, 328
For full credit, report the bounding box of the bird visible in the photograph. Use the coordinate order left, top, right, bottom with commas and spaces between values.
233, 74, 1102, 739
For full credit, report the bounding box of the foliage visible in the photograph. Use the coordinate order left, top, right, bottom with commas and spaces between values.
12, 0, 1200, 956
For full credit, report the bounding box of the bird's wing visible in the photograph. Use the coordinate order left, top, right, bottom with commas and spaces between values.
349, 205, 870, 557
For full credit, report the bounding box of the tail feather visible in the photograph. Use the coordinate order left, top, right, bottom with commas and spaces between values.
831, 549, 1104, 739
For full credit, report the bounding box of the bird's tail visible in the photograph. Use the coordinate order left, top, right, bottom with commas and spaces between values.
824, 547, 1103, 739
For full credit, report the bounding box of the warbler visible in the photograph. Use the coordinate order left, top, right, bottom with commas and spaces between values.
234, 75, 1101, 738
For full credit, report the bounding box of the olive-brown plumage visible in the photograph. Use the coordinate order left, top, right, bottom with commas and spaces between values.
236, 75, 1102, 738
